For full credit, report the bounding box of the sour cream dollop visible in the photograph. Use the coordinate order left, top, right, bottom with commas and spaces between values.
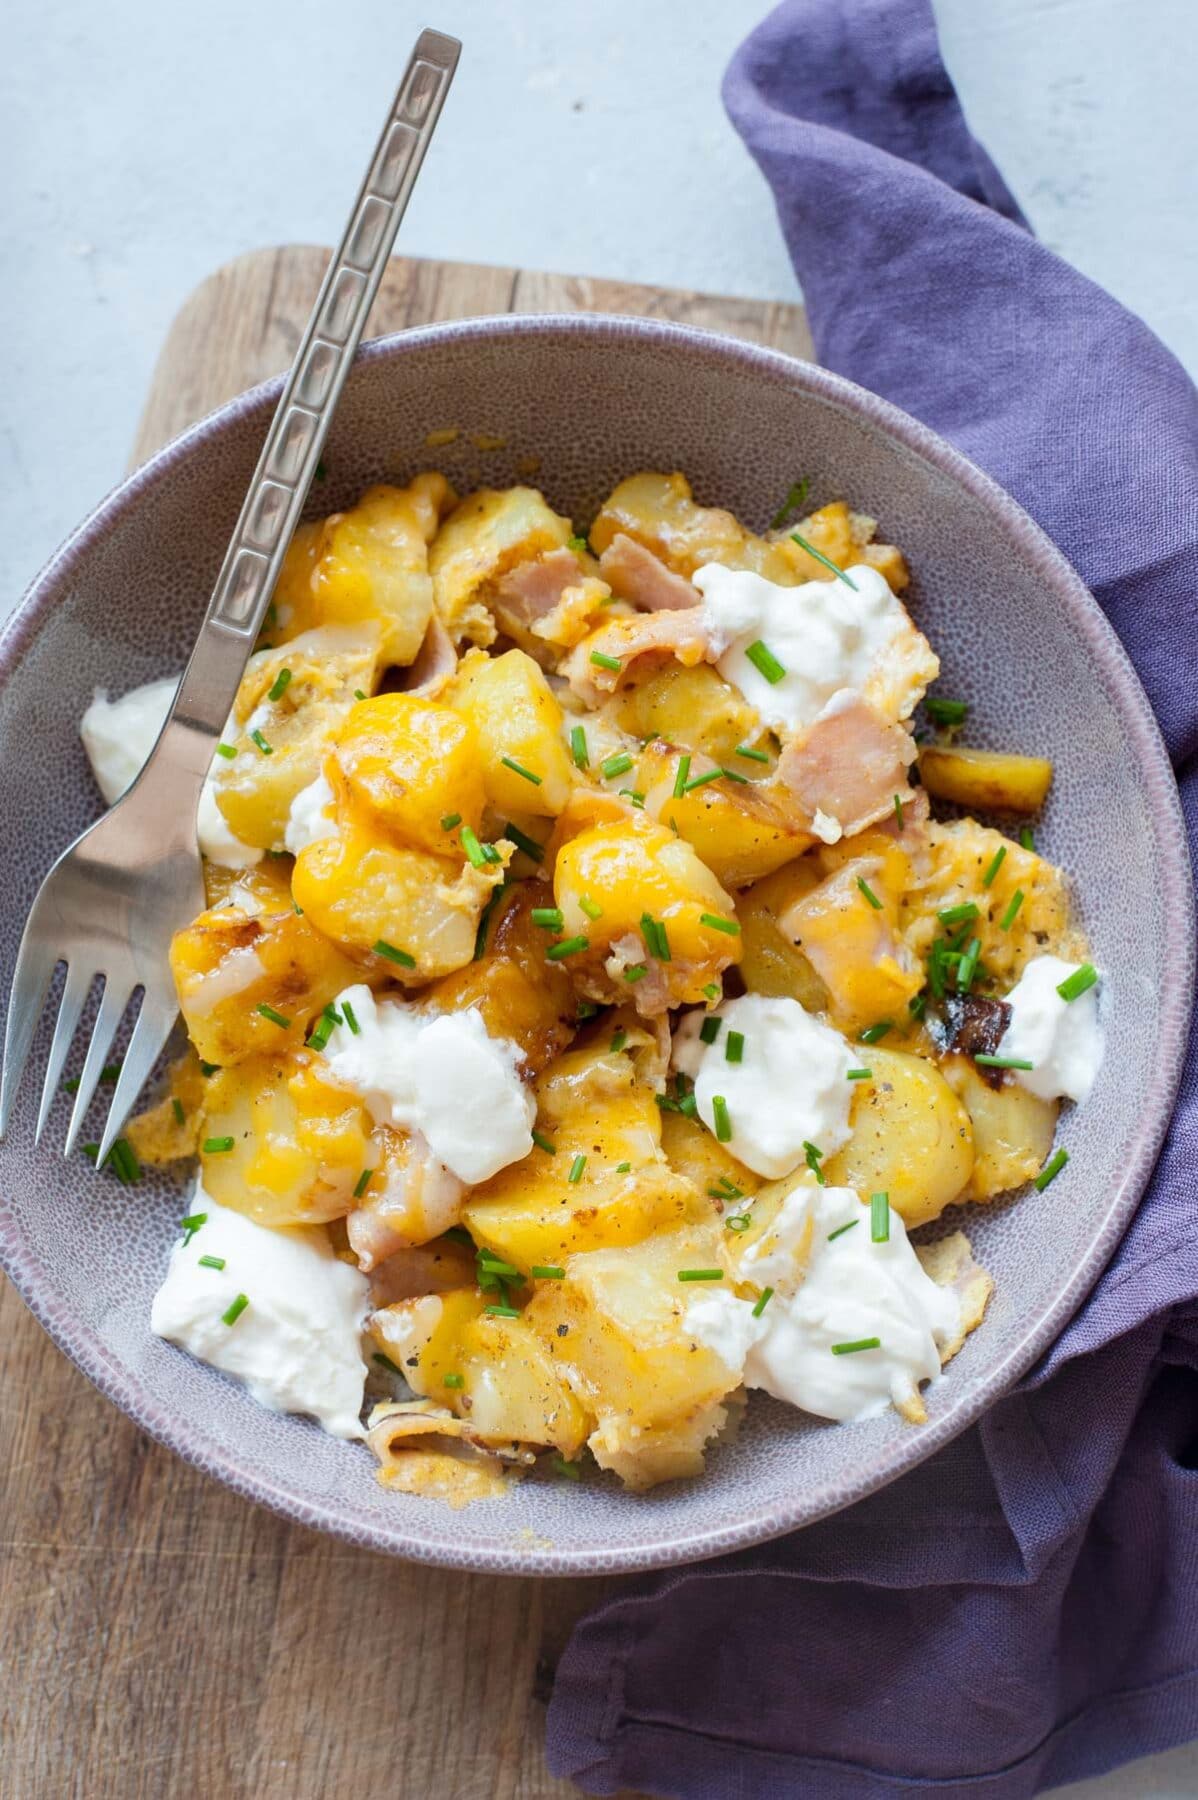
284, 771, 338, 855
81, 677, 262, 871
150, 1189, 370, 1437
692, 561, 907, 733
996, 954, 1103, 1103
687, 1183, 961, 1422
672, 993, 854, 1178
321, 984, 534, 1185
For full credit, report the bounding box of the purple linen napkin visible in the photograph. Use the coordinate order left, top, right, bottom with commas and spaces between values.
546, 3, 1198, 1794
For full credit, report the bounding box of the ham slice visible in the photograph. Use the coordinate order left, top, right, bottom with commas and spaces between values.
399, 615, 457, 697
564, 608, 715, 699
599, 534, 698, 612
778, 692, 916, 839
494, 548, 585, 629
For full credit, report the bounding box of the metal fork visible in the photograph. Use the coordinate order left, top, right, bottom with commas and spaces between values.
0, 29, 461, 1168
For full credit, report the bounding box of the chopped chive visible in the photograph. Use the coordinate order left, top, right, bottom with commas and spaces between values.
1034, 1149, 1069, 1191
736, 743, 770, 763
1020, 827, 1035, 851
353, 1168, 374, 1199
354, 688, 367, 701
531, 1265, 565, 1280
673, 754, 692, 797
531, 1130, 556, 1154
1057, 963, 1098, 1003
460, 825, 487, 867
373, 1352, 402, 1376
306, 1014, 335, 1052
926, 697, 968, 726
712, 1094, 732, 1143
804, 1140, 826, 1185
532, 907, 564, 930
831, 1337, 881, 1356
640, 913, 671, 961
267, 667, 292, 703
590, 650, 622, 673
503, 822, 544, 862
769, 477, 809, 530
859, 1020, 894, 1045
623, 963, 647, 984
894, 793, 904, 829
681, 767, 722, 793
719, 765, 750, 785
871, 1191, 890, 1242
982, 845, 1007, 888
443, 1371, 465, 1388
567, 533, 588, 554
373, 938, 416, 969
203, 1136, 235, 1154
677, 1091, 698, 1118
601, 751, 634, 779
700, 1016, 722, 1045
828, 1219, 859, 1242
703, 982, 721, 1004
790, 530, 858, 589
570, 725, 589, 769
552, 1455, 582, 1480
256, 1002, 291, 1029
1000, 889, 1025, 930
501, 754, 542, 786
485, 1304, 521, 1319
678, 1268, 723, 1282
481, 841, 503, 864
171, 1097, 186, 1125
725, 1030, 745, 1064
180, 1212, 208, 1244
975, 1054, 1034, 1070
440, 812, 462, 830
847, 1067, 872, 1081
478, 1251, 522, 1278
857, 877, 882, 910
615, 1161, 632, 1173
745, 640, 787, 684
956, 937, 982, 993
909, 993, 927, 1022
221, 1294, 249, 1327
250, 728, 273, 756
579, 895, 603, 920
752, 1286, 774, 1318
938, 902, 980, 927
568, 1153, 587, 1184
198, 1254, 226, 1271
342, 1000, 360, 1036
315, 459, 327, 481
725, 1213, 752, 1232
700, 912, 740, 936
215, 742, 237, 760
610, 1028, 628, 1052
547, 934, 589, 960
619, 787, 646, 809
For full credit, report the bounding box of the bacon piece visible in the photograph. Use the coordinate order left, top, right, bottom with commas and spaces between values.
598, 533, 698, 613
778, 692, 916, 840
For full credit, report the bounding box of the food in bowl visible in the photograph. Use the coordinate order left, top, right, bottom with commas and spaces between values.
79, 469, 1103, 1503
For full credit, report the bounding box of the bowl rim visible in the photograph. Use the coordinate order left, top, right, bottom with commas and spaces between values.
1, 310, 1192, 1576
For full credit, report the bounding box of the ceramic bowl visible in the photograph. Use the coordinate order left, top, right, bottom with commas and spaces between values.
0, 315, 1190, 1575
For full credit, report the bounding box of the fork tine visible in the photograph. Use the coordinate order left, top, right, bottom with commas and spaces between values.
0, 928, 61, 1140
62, 977, 132, 1160
34, 961, 93, 1145
95, 995, 178, 1168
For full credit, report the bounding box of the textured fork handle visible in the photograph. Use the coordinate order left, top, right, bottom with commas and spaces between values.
162, 29, 460, 770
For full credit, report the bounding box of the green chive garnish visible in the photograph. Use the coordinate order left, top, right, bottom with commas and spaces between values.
568, 1153, 587, 1183
640, 913, 671, 961
370, 1353, 402, 1378
1000, 889, 1025, 930
442, 1371, 465, 1388
871, 1192, 890, 1242
610, 1028, 628, 1052
909, 993, 927, 1022
745, 640, 786, 684
712, 1094, 732, 1142
531, 1265, 565, 1280
503, 822, 544, 862
1020, 827, 1035, 851
752, 1286, 774, 1318
531, 1130, 556, 1154
725, 1030, 745, 1064
975, 1054, 1034, 1070
590, 650, 622, 673
831, 1337, 881, 1356
700, 912, 740, 936
677, 1268, 723, 1282
790, 530, 858, 589
1035, 1148, 1069, 1191
857, 877, 882, 910
552, 1456, 582, 1481
342, 1000, 360, 1036
956, 937, 982, 993
623, 964, 647, 984
847, 1067, 872, 1081
267, 667, 292, 703
769, 477, 809, 530
703, 982, 721, 1003
859, 1020, 894, 1045
532, 907, 564, 930
250, 728, 273, 756
1057, 963, 1098, 1002
180, 1212, 207, 1244
373, 938, 416, 969
615, 1161, 632, 1173
354, 688, 367, 701
681, 768, 722, 793
171, 1097, 186, 1125
699, 1016, 722, 1045
485, 1304, 521, 1319
570, 724, 589, 769
461, 826, 487, 867
547, 935, 589, 960
804, 1140, 826, 1185
203, 1136, 235, 1154
938, 902, 979, 927
725, 1214, 751, 1232
926, 697, 968, 726
579, 895, 603, 920
199, 1061, 220, 1077
601, 751, 634, 779
673, 754, 692, 797
256, 1002, 291, 1028
501, 754, 542, 786
982, 845, 1007, 888
441, 812, 462, 830
198, 1254, 226, 1271
736, 743, 770, 763
353, 1168, 374, 1199
215, 742, 237, 760
222, 1294, 249, 1327
827, 1220, 858, 1242
894, 793, 904, 828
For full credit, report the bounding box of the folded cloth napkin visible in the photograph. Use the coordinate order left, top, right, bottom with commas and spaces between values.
546, 3, 1198, 1794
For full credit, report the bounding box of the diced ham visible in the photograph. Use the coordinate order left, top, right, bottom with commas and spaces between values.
599, 534, 698, 612
494, 548, 586, 630
778, 692, 916, 839
400, 615, 457, 697
564, 609, 715, 700
347, 1130, 465, 1270
367, 1240, 477, 1309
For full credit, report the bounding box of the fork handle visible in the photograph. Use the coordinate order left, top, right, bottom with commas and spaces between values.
161, 29, 460, 777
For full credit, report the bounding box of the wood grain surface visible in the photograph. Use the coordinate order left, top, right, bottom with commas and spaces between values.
1, 248, 811, 1800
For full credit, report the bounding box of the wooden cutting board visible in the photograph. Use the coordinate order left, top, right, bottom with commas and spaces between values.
0, 248, 810, 1800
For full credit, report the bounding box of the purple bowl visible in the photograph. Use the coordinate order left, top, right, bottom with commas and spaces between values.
0, 315, 1190, 1575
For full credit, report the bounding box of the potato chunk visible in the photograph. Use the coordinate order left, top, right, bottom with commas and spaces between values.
445, 647, 575, 817
430, 486, 573, 646
638, 742, 811, 886
822, 1045, 974, 1228
941, 1054, 1059, 1201
612, 663, 762, 766
918, 746, 1053, 816
332, 692, 485, 855
777, 843, 923, 1034
199, 1053, 372, 1227
728, 861, 829, 1010
214, 623, 383, 851
425, 880, 577, 1075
